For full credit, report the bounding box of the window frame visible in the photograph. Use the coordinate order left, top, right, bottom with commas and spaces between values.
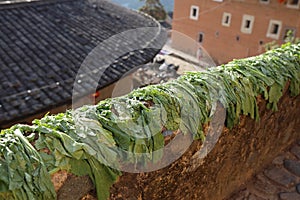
190, 5, 199, 20
286, 0, 300, 9
266, 19, 282, 40
259, 0, 270, 4
222, 12, 231, 27
240, 14, 255, 34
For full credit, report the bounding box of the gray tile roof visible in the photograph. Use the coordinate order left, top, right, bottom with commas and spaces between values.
0, 0, 166, 126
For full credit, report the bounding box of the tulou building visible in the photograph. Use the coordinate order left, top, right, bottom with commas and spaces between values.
172, 0, 300, 64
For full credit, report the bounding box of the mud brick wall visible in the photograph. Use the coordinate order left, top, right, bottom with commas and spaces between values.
107, 88, 300, 200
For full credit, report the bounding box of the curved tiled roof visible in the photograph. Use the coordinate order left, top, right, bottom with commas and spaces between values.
0, 0, 166, 126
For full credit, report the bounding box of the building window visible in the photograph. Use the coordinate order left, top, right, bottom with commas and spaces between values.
266, 20, 282, 39
222, 12, 231, 27
287, 0, 300, 9
259, 0, 270, 4
198, 32, 204, 43
190, 5, 199, 20
241, 15, 255, 34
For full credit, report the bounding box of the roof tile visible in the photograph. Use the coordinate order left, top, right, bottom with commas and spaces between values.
0, 0, 166, 126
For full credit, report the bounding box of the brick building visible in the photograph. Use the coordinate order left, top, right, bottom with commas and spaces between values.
171, 0, 300, 64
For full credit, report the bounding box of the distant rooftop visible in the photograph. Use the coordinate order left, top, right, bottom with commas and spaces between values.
0, 0, 166, 127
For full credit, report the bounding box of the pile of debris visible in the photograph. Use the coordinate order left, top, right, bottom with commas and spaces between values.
132, 58, 180, 88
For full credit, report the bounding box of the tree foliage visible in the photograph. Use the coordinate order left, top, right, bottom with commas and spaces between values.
139, 0, 167, 20
264, 30, 300, 51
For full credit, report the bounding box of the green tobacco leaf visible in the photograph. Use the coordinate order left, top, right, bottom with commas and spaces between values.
0, 43, 299, 200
